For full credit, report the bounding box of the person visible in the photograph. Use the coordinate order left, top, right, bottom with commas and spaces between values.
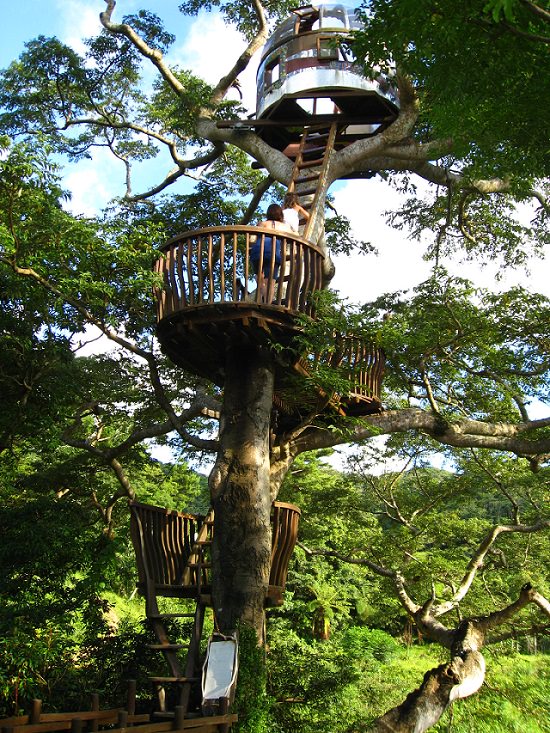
282, 192, 310, 233
250, 203, 290, 301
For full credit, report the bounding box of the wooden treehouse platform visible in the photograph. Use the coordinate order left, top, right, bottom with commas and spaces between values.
154, 225, 324, 381
124, 501, 301, 723
129, 500, 301, 608
154, 225, 384, 422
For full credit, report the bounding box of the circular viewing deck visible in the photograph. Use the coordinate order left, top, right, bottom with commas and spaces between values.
154, 226, 385, 420
154, 225, 325, 382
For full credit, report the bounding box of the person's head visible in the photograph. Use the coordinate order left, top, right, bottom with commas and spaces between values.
283, 192, 300, 209
266, 203, 284, 222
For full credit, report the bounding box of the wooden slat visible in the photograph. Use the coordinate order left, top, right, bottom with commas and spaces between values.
156, 226, 324, 322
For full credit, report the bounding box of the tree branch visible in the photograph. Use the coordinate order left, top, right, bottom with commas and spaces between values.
210, 0, 269, 105
100, 0, 186, 96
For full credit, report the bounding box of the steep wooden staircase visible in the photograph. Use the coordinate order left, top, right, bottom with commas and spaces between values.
286, 122, 338, 238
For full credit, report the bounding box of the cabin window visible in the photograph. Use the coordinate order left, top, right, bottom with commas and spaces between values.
319, 5, 349, 29
265, 57, 281, 88
317, 37, 339, 61
293, 5, 319, 35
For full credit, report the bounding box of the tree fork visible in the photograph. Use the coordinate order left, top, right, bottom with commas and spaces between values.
209, 342, 275, 639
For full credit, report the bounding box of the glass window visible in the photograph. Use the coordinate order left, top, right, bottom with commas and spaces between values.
317, 37, 339, 61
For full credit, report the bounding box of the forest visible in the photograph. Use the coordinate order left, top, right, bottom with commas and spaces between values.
1, 1, 549, 731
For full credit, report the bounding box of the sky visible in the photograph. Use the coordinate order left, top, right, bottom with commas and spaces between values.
2, 0, 549, 465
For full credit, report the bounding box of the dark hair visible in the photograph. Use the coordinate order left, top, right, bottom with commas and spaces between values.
283, 192, 300, 208
266, 203, 284, 222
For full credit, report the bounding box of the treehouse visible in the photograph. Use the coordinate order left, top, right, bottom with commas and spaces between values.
254, 4, 399, 156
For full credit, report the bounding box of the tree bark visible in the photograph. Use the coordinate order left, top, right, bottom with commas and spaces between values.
208, 343, 275, 639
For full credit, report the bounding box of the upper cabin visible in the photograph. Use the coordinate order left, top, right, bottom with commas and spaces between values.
255, 4, 399, 155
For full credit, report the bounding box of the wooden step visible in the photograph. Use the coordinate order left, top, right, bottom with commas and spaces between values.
148, 643, 188, 650
187, 562, 212, 569
295, 173, 320, 184
301, 146, 326, 157
150, 613, 196, 619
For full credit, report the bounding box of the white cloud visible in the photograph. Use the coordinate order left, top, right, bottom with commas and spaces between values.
171, 11, 259, 113
330, 178, 550, 304
55, 0, 103, 56
72, 325, 116, 356
330, 179, 432, 303
63, 153, 122, 216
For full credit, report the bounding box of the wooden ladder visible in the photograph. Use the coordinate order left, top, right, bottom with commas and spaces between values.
287, 122, 338, 239
150, 513, 215, 718
129, 502, 215, 718
148, 600, 206, 717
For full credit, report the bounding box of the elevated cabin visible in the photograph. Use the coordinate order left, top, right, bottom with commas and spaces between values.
255, 4, 399, 156
154, 226, 385, 422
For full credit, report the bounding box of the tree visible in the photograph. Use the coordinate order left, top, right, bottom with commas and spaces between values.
1, 1, 549, 729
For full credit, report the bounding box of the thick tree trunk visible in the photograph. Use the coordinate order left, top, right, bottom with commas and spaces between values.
208, 343, 275, 639
368, 650, 485, 733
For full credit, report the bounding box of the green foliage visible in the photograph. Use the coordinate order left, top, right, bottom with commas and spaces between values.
354, 0, 550, 180
363, 271, 550, 417
234, 625, 271, 733
178, 0, 298, 40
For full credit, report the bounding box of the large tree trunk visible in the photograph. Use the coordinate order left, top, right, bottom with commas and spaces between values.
208, 343, 275, 639
368, 650, 485, 733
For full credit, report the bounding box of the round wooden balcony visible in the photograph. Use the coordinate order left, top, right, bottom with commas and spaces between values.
154, 225, 325, 383
274, 335, 385, 427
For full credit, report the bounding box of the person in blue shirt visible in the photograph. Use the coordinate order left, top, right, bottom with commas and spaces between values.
250, 204, 291, 301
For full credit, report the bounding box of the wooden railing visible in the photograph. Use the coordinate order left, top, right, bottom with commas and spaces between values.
154, 226, 325, 322
268, 501, 301, 607
129, 501, 301, 605
295, 335, 385, 415
332, 336, 385, 411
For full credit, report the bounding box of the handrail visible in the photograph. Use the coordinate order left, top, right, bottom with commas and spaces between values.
155, 226, 325, 322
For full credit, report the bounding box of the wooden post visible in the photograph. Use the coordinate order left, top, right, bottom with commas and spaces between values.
126, 680, 137, 719
30, 700, 42, 724
218, 698, 229, 733
90, 693, 100, 733
173, 706, 185, 730
117, 711, 128, 730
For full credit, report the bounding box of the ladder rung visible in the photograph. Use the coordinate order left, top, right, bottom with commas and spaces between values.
297, 186, 318, 196
295, 173, 319, 184
298, 158, 324, 168
302, 146, 326, 156
148, 643, 188, 650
